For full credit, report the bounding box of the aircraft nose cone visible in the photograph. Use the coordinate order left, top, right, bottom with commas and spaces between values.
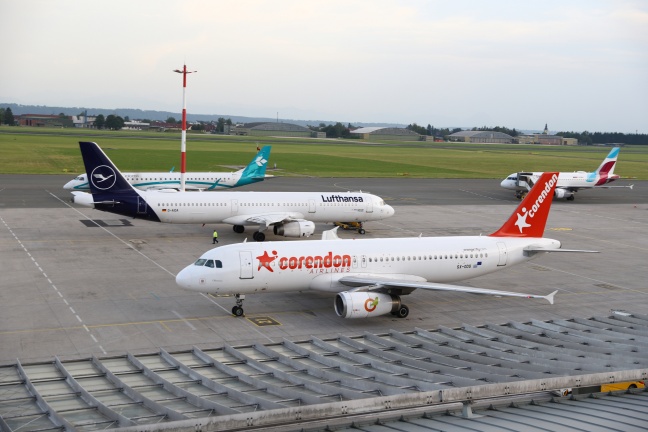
386, 204, 395, 216
175, 266, 195, 290
63, 181, 73, 190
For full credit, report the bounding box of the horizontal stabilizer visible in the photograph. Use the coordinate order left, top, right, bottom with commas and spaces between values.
524, 246, 599, 253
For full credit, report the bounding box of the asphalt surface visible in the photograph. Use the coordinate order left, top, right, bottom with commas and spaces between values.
0, 174, 646, 364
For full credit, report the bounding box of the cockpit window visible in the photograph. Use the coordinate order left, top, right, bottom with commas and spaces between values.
194, 258, 222, 268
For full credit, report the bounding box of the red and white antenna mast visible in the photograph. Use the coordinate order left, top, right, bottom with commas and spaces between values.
173, 64, 197, 192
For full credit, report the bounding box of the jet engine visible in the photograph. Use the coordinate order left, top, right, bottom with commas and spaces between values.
554, 189, 573, 199
334, 291, 404, 319
273, 221, 315, 238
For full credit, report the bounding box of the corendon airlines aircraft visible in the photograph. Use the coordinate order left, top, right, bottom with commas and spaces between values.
500, 147, 633, 200
176, 172, 598, 318
64, 146, 271, 191
72, 142, 394, 241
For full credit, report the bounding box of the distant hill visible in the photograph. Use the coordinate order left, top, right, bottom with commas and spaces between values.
0, 103, 406, 128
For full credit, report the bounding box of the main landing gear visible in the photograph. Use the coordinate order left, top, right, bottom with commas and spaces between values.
232, 225, 266, 242
231, 294, 245, 317
392, 304, 409, 318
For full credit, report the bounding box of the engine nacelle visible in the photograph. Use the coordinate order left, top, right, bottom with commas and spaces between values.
334, 291, 401, 319
554, 188, 573, 199
273, 221, 315, 238
70, 192, 95, 208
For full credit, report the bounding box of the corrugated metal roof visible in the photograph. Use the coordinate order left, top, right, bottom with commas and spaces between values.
1, 311, 646, 431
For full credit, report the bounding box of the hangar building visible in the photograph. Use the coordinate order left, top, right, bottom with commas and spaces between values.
447, 130, 514, 143
351, 127, 424, 141
232, 122, 318, 138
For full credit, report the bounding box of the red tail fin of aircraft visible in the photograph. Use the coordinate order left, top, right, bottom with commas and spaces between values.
490, 172, 559, 238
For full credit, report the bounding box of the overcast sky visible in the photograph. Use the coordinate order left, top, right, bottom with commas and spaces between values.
1, 0, 647, 133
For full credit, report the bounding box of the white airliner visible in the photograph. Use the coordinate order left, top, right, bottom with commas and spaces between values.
500, 147, 633, 200
176, 172, 598, 318
64, 146, 272, 191
72, 141, 394, 241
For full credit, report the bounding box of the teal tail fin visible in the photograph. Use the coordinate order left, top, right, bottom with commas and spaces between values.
237, 146, 271, 185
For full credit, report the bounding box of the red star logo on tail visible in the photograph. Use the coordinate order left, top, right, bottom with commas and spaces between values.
257, 251, 276, 272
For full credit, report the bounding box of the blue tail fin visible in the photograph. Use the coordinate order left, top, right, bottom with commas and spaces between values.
237, 146, 271, 185
79, 141, 135, 194
76, 142, 160, 221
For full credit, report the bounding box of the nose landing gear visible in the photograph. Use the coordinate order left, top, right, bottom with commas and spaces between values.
231, 294, 245, 317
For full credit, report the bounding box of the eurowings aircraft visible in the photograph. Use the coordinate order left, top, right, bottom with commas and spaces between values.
176, 172, 598, 318
71, 141, 394, 241
64, 146, 272, 191
500, 147, 633, 200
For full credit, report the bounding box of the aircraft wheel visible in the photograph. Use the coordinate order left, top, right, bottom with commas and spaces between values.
232, 306, 244, 317
395, 305, 409, 318
233, 225, 245, 233
567, 195, 575, 201
358, 228, 366, 235
253, 231, 265, 242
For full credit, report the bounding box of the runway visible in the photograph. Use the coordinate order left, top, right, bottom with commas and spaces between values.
0, 174, 646, 364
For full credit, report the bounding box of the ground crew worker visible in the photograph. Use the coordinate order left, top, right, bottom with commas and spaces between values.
212, 230, 219, 244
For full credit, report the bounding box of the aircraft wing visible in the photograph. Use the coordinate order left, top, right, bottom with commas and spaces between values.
223, 212, 302, 226
245, 213, 301, 226
338, 274, 557, 304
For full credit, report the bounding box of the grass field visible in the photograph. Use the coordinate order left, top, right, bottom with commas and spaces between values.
1, 126, 647, 179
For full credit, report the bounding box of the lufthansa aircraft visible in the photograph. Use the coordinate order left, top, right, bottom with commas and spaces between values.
64, 146, 272, 191
176, 172, 597, 318
72, 142, 394, 241
500, 147, 633, 200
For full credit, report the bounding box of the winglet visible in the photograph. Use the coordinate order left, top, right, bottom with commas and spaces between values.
490, 172, 559, 237
321, 227, 341, 240
544, 290, 558, 305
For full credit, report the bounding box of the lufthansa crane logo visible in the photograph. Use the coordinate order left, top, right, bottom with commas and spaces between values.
90, 165, 117, 190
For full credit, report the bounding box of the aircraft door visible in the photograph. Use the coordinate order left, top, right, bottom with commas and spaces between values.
231, 199, 239, 214
496, 242, 508, 266
137, 197, 147, 214
308, 199, 316, 213
239, 251, 253, 279
366, 198, 373, 213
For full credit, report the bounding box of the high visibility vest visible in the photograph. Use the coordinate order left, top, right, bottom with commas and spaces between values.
213, 232, 218, 238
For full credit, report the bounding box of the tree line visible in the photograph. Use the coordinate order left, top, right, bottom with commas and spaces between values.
2, 106, 647, 144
